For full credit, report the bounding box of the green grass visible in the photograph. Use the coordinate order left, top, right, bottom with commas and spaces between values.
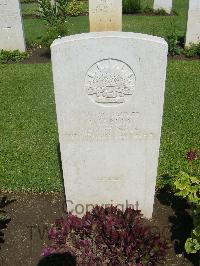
158, 60, 200, 179
0, 64, 61, 192
0, 60, 199, 192
21, 2, 39, 16
1, 0, 199, 192
124, 0, 188, 38
23, 0, 189, 45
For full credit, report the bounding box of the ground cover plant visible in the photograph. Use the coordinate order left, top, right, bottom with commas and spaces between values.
42, 206, 169, 264
37, 0, 70, 47
0, 50, 28, 64
160, 150, 200, 255
0, 60, 199, 192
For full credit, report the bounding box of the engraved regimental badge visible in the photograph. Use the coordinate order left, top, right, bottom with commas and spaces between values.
85, 59, 136, 106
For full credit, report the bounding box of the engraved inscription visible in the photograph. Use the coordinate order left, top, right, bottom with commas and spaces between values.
91, 0, 113, 14
65, 111, 155, 142
85, 59, 136, 106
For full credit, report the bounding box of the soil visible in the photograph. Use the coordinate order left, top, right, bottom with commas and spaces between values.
22, 48, 51, 64
22, 10, 176, 19
21, 48, 199, 65
0, 190, 199, 266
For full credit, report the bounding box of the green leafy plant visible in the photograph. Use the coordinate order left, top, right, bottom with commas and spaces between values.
166, 31, 182, 56
0, 197, 9, 222
153, 9, 168, 16
0, 50, 28, 63
142, 6, 153, 14
41, 19, 69, 48
173, 150, 200, 254
165, 21, 183, 56
38, 0, 70, 23
38, 0, 69, 48
38, 0, 58, 25
122, 0, 142, 14
67, 0, 84, 17
184, 43, 200, 58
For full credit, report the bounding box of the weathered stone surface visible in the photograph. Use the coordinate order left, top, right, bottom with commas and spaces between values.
0, 0, 26, 51
51, 32, 168, 218
185, 0, 200, 46
153, 0, 172, 14
89, 0, 122, 32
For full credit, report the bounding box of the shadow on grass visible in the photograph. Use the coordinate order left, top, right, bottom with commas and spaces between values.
37, 252, 76, 266
156, 187, 199, 266
0, 196, 14, 246
57, 143, 67, 211
57, 143, 63, 182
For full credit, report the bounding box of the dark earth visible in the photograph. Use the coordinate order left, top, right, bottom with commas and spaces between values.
0, 189, 199, 266
21, 48, 200, 65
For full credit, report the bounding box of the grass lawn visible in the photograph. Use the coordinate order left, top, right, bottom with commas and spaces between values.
21, 2, 39, 16
0, 60, 199, 192
23, 0, 188, 45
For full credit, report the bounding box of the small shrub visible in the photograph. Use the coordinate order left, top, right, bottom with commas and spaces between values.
123, 0, 142, 14
42, 206, 168, 264
38, 0, 70, 23
0, 196, 11, 225
153, 9, 168, 16
38, 0, 58, 24
184, 43, 200, 58
41, 19, 69, 48
67, 0, 84, 17
174, 170, 200, 254
38, 0, 69, 48
142, 6, 153, 14
160, 149, 200, 255
0, 50, 28, 63
166, 31, 182, 56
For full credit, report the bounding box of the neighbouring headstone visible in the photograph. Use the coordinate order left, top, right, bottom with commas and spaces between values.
153, 0, 172, 14
0, 0, 26, 51
89, 0, 122, 32
185, 0, 200, 46
51, 32, 168, 218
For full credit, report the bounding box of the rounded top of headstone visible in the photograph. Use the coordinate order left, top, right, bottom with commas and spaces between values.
51, 32, 168, 50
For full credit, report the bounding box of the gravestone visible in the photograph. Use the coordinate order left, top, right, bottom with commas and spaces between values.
0, 0, 26, 51
89, 0, 122, 32
51, 32, 168, 218
185, 0, 200, 46
153, 0, 172, 14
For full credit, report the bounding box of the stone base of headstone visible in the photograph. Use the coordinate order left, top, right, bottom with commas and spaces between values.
51, 32, 168, 219
0, 0, 26, 51
153, 0, 172, 14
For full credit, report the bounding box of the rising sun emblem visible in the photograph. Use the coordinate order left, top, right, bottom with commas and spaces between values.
85, 59, 136, 106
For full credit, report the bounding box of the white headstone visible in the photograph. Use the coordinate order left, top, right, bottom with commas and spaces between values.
185, 0, 200, 46
153, 0, 172, 14
0, 0, 26, 51
89, 0, 122, 32
51, 32, 168, 218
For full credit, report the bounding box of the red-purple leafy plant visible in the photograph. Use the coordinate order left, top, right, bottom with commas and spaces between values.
42, 206, 168, 265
